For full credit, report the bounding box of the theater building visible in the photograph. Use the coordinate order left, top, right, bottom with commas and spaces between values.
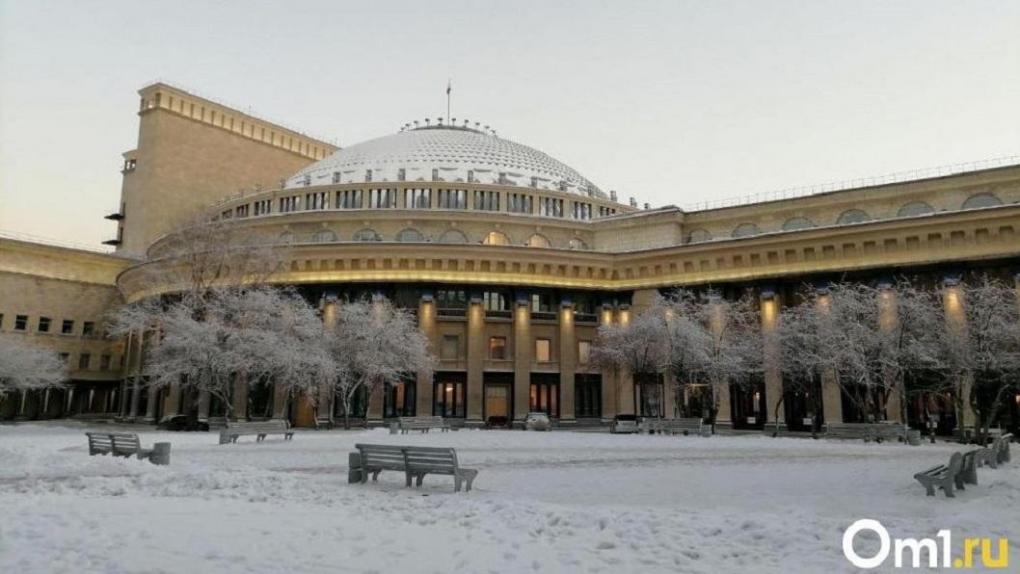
2, 82, 1019, 432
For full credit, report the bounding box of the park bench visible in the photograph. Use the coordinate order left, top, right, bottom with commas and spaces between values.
995, 433, 1013, 464
85, 432, 155, 461
960, 449, 981, 486
219, 420, 294, 444
354, 443, 479, 492
824, 422, 906, 443
398, 416, 450, 434
639, 418, 705, 436
914, 452, 963, 498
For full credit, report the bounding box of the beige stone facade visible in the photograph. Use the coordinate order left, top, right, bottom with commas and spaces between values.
3, 82, 1019, 433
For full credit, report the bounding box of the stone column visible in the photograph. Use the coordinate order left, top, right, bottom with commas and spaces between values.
513, 296, 532, 424
877, 286, 902, 423
943, 284, 976, 430
466, 297, 485, 424
558, 300, 576, 424
272, 383, 290, 421
616, 305, 635, 415
813, 294, 843, 425
663, 368, 677, 419
162, 383, 181, 421
231, 374, 248, 420
143, 384, 158, 423
129, 330, 143, 419
709, 298, 731, 428
760, 292, 784, 427
599, 304, 618, 420
416, 296, 437, 417
197, 390, 211, 422
320, 298, 339, 423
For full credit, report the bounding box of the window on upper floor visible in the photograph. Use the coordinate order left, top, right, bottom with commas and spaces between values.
531, 293, 555, 314
367, 189, 395, 209
61, 319, 74, 334
305, 191, 328, 210
535, 338, 552, 363
539, 197, 563, 218
82, 321, 95, 337
440, 335, 459, 361
353, 228, 382, 242
100, 354, 111, 370
78, 353, 91, 370
404, 188, 431, 209
435, 290, 467, 310
473, 190, 499, 211
527, 234, 551, 248
578, 341, 592, 365
483, 291, 510, 312
38, 317, 50, 333
489, 337, 507, 360
336, 189, 363, 209
438, 189, 467, 209
15, 315, 28, 331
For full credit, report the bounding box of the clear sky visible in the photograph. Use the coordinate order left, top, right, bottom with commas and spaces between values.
1, 0, 1018, 249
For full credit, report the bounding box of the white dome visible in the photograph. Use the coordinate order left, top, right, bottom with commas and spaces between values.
285, 126, 604, 197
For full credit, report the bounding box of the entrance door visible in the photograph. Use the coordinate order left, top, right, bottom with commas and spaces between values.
485, 384, 511, 421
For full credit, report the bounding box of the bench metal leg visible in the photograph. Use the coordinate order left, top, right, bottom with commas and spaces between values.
405, 472, 413, 487
416, 473, 425, 487
372, 470, 381, 482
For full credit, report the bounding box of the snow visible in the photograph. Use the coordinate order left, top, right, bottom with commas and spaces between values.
2, 422, 1018, 573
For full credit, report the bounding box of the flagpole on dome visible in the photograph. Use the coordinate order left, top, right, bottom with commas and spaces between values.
446, 79, 452, 124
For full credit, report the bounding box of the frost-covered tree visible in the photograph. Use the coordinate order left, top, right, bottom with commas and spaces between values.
941, 276, 1020, 443
326, 298, 435, 429
590, 306, 670, 416
108, 286, 333, 419
0, 335, 67, 398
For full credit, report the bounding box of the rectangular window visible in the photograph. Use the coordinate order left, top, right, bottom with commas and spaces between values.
367, 188, 395, 209
483, 291, 509, 312
100, 354, 111, 370
435, 289, 467, 309
539, 197, 564, 217
235, 204, 249, 218
15, 315, 28, 331
440, 335, 459, 360
535, 338, 552, 362
62, 319, 74, 334
58, 353, 69, 365
489, 336, 507, 360
78, 353, 91, 369
473, 190, 499, 211
573, 201, 592, 220
530, 293, 554, 313
278, 196, 300, 212
578, 341, 592, 365
305, 191, 328, 210
336, 189, 363, 209
507, 193, 532, 214
82, 321, 95, 337
253, 199, 272, 216
38, 316, 51, 333
437, 189, 467, 209
404, 188, 431, 209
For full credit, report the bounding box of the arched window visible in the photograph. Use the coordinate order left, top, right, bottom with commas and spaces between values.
781, 217, 815, 231
482, 231, 511, 246
686, 229, 712, 244
396, 228, 425, 242
527, 233, 551, 248
278, 231, 295, 244
312, 230, 337, 243
731, 223, 761, 238
897, 201, 935, 217
962, 192, 1002, 210
568, 238, 590, 250
836, 209, 871, 225
438, 229, 469, 244
352, 228, 382, 242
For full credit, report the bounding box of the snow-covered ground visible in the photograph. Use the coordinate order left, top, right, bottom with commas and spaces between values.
1, 422, 1017, 573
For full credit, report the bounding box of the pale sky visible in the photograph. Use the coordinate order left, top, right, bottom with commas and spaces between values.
1, 0, 1018, 250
